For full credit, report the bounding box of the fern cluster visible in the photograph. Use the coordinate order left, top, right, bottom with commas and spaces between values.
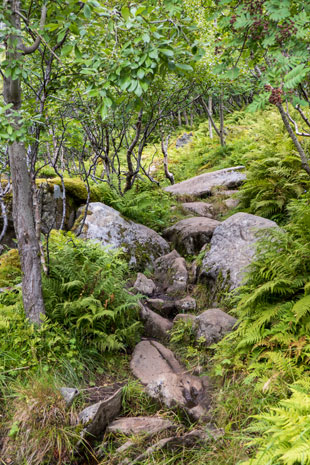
241, 381, 310, 465
97, 181, 175, 231
214, 193, 310, 390
44, 231, 141, 353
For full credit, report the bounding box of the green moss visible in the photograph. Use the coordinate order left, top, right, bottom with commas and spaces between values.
36, 177, 101, 203
0, 249, 21, 287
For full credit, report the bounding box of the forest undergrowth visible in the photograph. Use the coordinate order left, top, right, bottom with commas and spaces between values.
1, 108, 310, 464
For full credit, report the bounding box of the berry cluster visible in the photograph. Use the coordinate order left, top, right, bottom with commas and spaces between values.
245, 0, 264, 15
265, 85, 282, 105
276, 20, 297, 43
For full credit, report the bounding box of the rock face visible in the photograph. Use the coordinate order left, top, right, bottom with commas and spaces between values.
195, 309, 237, 345
130, 340, 211, 420
140, 305, 173, 342
75, 202, 170, 269
0, 182, 77, 248
154, 250, 188, 296
164, 166, 246, 197
79, 387, 122, 438
164, 217, 220, 255
201, 212, 278, 290
107, 416, 174, 436
175, 132, 193, 148
181, 202, 215, 218
134, 273, 156, 296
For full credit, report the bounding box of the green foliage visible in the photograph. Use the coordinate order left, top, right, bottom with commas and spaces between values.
241, 382, 310, 465
43, 231, 141, 353
97, 181, 176, 231
2, 375, 82, 465
214, 193, 310, 390
0, 232, 141, 388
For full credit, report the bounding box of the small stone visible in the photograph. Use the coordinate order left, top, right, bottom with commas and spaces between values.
140, 305, 173, 342
154, 250, 188, 296
59, 387, 79, 407
194, 309, 237, 345
146, 298, 176, 318
224, 197, 239, 209
134, 273, 156, 296
163, 217, 220, 255
181, 202, 215, 218
107, 416, 174, 436
175, 296, 196, 313
79, 387, 122, 438
173, 313, 195, 323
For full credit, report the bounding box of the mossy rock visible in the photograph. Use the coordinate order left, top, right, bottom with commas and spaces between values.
36, 177, 101, 203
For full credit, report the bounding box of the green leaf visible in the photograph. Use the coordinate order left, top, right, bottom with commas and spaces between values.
159, 48, 174, 57
84, 4, 92, 19
175, 63, 193, 71
121, 6, 130, 21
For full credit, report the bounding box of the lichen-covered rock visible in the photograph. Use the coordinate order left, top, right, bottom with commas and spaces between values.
154, 250, 188, 296
134, 273, 156, 296
164, 217, 220, 255
164, 166, 246, 197
175, 296, 197, 313
200, 212, 278, 290
75, 202, 170, 269
181, 202, 215, 218
130, 340, 211, 420
175, 132, 193, 148
194, 309, 237, 345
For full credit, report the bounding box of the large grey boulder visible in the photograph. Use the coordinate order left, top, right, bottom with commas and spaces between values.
164, 166, 246, 197
195, 309, 237, 345
75, 202, 169, 269
130, 340, 211, 420
154, 250, 188, 296
200, 212, 278, 290
164, 217, 220, 255
181, 202, 215, 218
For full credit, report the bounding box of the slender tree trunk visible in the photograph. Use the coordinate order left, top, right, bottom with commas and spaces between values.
3, 0, 45, 324
219, 95, 225, 146
183, 110, 189, 126
277, 102, 310, 175
178, 111, 182, 127
208, 96, 213, 139
161, 134, 174, 185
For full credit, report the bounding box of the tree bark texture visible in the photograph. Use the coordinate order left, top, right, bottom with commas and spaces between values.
3, 0, 45, 323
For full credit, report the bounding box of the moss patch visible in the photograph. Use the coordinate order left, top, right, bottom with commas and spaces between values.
0, 249, 21, 287
36, 177, 101, 203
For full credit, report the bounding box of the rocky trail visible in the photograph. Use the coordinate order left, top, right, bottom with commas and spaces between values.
51, 165, 278, 463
